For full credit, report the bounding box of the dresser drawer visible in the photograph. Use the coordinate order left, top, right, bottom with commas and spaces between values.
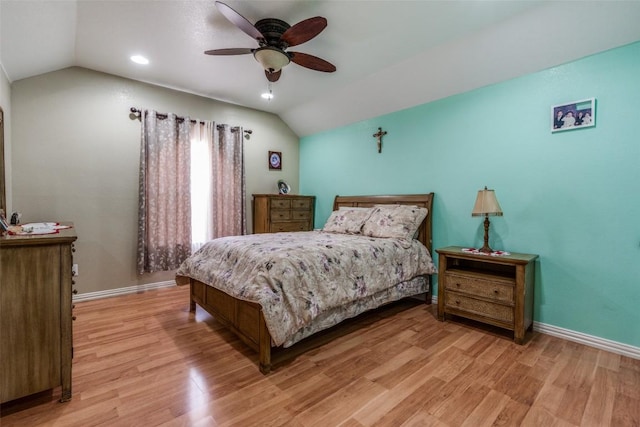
270, 221, 309, 232
292, 199, 312, 210
271, 199, 291, 209
292, 210, 311, 220
270, 209, 291, 220
444, 272, 514, 304
444, 292, 514, 324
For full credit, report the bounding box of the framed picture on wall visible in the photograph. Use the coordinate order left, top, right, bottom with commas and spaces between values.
551, 98, 596, 132
268, 151, 282, 170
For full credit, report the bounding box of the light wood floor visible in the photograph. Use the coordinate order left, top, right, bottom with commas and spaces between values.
1, 285, 638, 427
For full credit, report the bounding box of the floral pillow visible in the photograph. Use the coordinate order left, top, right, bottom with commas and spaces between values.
322, 208, 373, 234
362, 205, 428, 240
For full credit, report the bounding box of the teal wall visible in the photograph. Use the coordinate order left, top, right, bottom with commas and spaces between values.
300, 41, 640, 348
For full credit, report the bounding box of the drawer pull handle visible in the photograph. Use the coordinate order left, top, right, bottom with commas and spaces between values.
494, 289, 499, 294
73, 289, 78, 295
72, 316, 77, 321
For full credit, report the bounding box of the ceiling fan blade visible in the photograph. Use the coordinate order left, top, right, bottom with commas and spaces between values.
215, 1, 264, 41
280, 17, 327, 47
205, 48, 254, 55
265, 69, 282, 82
288, 52, 336, 73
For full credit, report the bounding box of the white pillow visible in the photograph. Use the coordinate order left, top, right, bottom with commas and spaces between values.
322, 208, 373, 234
362, 205, 427, 239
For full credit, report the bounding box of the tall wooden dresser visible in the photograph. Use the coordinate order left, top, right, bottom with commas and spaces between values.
0, 225, 77, 403
252, 194, 315, 233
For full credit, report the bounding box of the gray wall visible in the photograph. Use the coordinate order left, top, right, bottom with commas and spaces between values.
10, 66, 300, 295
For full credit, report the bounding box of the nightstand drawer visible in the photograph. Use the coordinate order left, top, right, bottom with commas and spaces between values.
270, 209, 291, 220
270, 221, 309, 232
444, 272, 514, 304
444, 292, 514, 324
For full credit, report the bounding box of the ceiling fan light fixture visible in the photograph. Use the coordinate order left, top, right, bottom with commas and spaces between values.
253, 47, 290, 73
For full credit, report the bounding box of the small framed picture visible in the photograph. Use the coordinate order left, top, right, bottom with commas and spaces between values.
268, 151, 282, 170
552, 98, 596, 132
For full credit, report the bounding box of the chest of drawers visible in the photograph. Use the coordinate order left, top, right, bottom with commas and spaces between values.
1, 225, 77, 403
252, 194, 315, 233
436, 246, 538, 344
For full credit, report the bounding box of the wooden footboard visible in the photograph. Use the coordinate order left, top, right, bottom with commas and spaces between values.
188, 278, 273, 373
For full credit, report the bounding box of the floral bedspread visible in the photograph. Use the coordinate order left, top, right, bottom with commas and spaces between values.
176, 231, 436, 347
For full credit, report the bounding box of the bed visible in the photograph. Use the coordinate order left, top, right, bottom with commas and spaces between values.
176, 193, 435, 373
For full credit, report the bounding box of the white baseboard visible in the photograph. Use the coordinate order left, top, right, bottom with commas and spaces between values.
533, 321, 640, 359
430, 295, 639, 359
72, 280, 176, 303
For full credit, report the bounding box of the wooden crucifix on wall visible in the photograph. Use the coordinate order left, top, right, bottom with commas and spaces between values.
372, 127, 387, 153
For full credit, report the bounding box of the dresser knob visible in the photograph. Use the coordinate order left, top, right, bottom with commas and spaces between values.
494, 289, 499, 294
72, 280, 76, 285
455, 283, 460, 287
72, 304, 76, 309
72, 316, 76, 321
73, 289, 78, 295
455, 300, 460, 304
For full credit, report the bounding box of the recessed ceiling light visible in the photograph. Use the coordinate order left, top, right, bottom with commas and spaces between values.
261, 91, 274, 100
130, 55, 149, 65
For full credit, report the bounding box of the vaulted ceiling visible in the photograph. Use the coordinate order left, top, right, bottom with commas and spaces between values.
2, 1, 640, 137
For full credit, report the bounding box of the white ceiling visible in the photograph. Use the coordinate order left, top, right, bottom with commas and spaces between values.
2, 1, 640, 137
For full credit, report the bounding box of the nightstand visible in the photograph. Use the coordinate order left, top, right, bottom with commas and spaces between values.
436, 246, 538, 344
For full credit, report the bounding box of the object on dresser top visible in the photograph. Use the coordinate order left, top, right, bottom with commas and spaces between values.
9, 222, 73, 235
10, 212, 21, 225
277, 179, 290, 194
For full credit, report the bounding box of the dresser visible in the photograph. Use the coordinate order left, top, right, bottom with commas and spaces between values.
436, 246, 538, 344
0, 225, 77, 403
252, 194, 315, 233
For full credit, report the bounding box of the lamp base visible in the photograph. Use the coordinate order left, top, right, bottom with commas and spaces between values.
480, 215, 493, 253
478, 244, 493, 253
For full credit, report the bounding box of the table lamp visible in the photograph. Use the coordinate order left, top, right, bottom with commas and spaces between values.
471, 186, 503, 253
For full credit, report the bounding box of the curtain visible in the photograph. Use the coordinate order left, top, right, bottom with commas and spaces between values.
137, 110, 192, 274
211, 125, 246, 238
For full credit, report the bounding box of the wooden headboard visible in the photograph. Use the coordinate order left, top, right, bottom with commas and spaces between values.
333, 193, 434, 255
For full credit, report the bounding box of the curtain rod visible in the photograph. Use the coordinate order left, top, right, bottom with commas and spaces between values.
129, 107, 253, 136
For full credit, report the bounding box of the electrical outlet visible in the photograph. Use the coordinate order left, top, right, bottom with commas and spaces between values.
72, 264, 79, 276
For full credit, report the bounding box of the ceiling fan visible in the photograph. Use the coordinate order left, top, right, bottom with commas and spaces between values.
205, 1, 336, 82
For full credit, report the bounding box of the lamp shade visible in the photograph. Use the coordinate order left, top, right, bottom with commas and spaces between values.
254, 47, 290, 72
471, 187, 503, 217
